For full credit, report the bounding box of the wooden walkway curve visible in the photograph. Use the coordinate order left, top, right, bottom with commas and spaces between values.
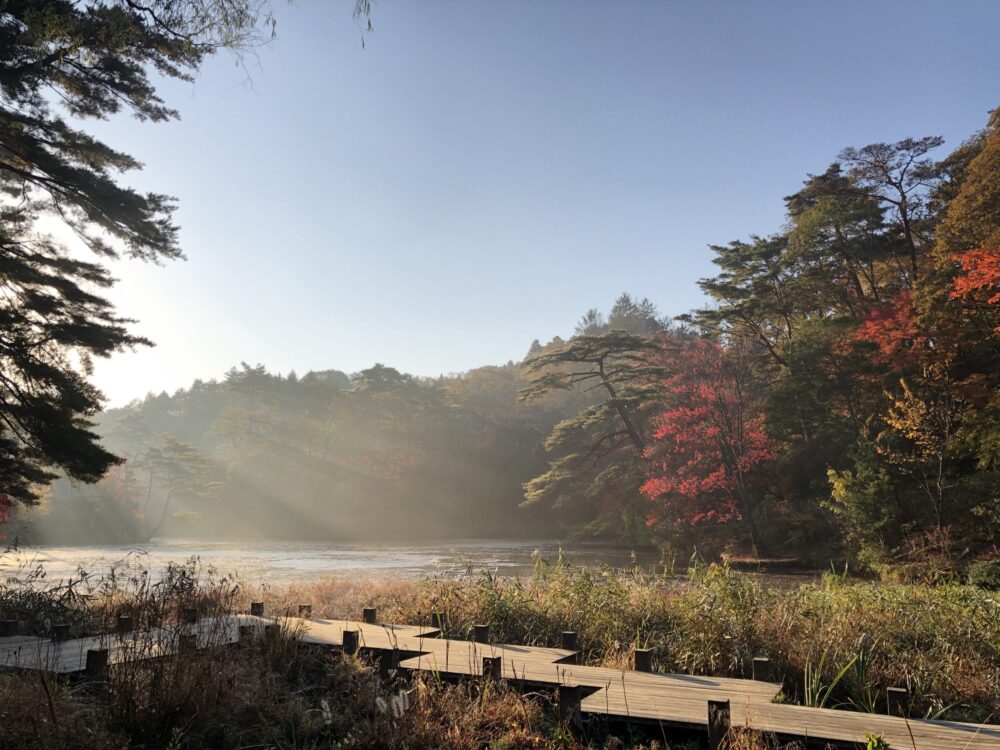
2, 614, 998, 749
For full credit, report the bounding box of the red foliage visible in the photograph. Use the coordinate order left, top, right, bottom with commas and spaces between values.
853, 289, 922, 361
641, 339, 775, 527
951, 246, 1000, 333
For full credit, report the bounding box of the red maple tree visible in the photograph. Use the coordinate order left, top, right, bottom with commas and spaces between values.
951, 246, 1000, 334
852, 289, 922, 362
641, 338, 774, 550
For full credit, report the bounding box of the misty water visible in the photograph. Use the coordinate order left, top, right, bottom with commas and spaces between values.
0, 539, 669, 586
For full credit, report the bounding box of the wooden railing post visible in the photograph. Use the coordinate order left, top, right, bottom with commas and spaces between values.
250, 602, 264, 617
559, 684, 581, 728
85, 648, 108, 677
634, 648, 652, 672
342, 629, 359, 656
378, 648, 399, 677
482, 655, 502, 680
116, 615, 133, 634
52, 623, 70, 641
473, 624, 490, 644
178, 634, 197, 653
363, 607, 377, 624
561, 631, 578, 650
752, 656, 771, 682
182, 607, 198, 625
708, 699, 731, 750
238, 624, 255, 643
561, 631, 579, 664
887, 686, 908, 717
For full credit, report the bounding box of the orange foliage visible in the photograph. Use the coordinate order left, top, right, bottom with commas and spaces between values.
853, 289, 923, 361
951, 246, 1000, 333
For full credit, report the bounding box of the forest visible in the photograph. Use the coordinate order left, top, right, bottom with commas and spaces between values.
4, 4, 1000, 749
7, 106, 1000, 578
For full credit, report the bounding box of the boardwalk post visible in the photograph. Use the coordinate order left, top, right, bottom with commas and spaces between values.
558, 684, 581, 728
116, 615, 133, 634
363, 607, 377, 624
52, 623, 70, 641
473, 624, 490, 644
179, 634, 197, 653
250, 602, 265, 617
238, 624, 255, 643
561, 631, 579, 664
707, 699, 731, 750
0, 619, 17, 636
634, 648, 653, 672
482, 655, 502, 681
378, 649, 399, 678
752, 656, 771, 682
887, 686, 908, 717
85, 648, 109, 677
342, 629, 359, 656
298, 604, 313, 618
182, 607, 198, 625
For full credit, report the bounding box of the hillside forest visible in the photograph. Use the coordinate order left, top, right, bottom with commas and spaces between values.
5, 107, 1000, 573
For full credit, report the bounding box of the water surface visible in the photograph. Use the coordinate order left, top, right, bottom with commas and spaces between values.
1, 538, 660, 586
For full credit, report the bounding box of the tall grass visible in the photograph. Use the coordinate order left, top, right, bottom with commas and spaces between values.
0, 557, 586, 749
267, 560, 1000, 723
2, 553, 997, 748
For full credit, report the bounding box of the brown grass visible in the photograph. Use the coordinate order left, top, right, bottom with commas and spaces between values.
1, 555, 997, 748
260, 562, 1000, 723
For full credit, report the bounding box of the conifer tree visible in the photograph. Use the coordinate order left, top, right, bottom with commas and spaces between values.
519, 331, 668, 541
0, 1, 275, 504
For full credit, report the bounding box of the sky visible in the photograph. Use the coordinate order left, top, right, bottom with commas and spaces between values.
89, 0, 1000, 405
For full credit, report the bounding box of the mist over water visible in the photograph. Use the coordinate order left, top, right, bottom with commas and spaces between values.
1, 539, 664, 586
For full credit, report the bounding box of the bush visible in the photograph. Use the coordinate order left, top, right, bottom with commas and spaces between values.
967, 558, 1000, 590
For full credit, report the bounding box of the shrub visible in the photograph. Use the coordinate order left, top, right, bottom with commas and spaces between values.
967, 558, 1000, 590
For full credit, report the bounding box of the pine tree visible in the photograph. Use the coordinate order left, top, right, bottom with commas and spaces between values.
0, 1, 274, 504
519, 331, 668, 541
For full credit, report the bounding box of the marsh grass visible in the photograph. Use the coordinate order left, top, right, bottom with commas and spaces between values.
266, 560, 1000, 723
0, 556, 586, 749
1, 553, 997, 748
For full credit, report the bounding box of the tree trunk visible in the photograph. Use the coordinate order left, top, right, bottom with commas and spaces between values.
733, 477, 763, 555
598, 361, 646, 456
144, 491, 173, 542
899, 198, 918, 281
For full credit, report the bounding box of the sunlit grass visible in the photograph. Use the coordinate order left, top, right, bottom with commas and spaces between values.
1, 554, 997, 749
0, 557, 582, 750
265, 560, 1000, 723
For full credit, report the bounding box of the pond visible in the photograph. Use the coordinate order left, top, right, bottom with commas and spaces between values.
0, 538, 666, 586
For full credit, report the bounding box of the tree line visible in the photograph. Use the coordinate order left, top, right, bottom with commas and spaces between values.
521, 113, 1000, 567
3, 296, 659, 543
1, 3, 998, 568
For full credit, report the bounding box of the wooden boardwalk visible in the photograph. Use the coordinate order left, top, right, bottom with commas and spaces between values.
3, 614, 999, 749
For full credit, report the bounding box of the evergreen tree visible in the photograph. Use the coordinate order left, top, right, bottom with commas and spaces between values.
0, 1, 273, 504
839, 136, 944, 280
519, 331, 668, 541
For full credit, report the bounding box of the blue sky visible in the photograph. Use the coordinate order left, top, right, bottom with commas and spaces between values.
91, 0, 1000, 405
